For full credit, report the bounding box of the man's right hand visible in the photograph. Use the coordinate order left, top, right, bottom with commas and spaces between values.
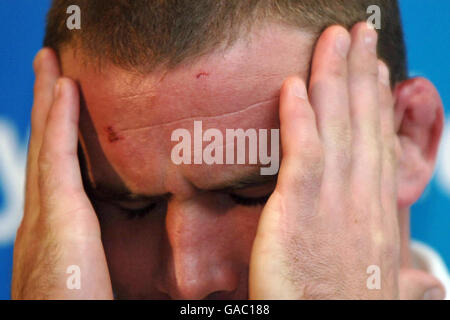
11, 48, 113, 299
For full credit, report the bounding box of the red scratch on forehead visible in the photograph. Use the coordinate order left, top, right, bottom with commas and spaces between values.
196, 71, 209, 79
105, 126, 123, 143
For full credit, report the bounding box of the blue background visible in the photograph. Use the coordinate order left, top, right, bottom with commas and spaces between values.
0, 0, 449, 299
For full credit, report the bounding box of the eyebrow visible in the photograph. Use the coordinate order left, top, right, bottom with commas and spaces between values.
207, 171, 278, 192
86, 183, 168, 202
84, 169, 277, 202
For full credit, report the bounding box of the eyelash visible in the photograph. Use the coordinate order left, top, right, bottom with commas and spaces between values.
229, 193, 271, 207
120, 193, 271, 219
121, 203, 157, 220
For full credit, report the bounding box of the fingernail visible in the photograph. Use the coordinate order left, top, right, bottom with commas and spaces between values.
364, 28, 378, 54
336, 32, 351, 58
423, 287, 445, 300
292, 79, 307, 100
54, 79, 62, 99
378, 61, 390, 86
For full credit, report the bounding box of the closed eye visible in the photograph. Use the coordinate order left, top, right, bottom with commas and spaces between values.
229, 193, 271, 206
117, 202, 158, 219
111, 187, 272, 219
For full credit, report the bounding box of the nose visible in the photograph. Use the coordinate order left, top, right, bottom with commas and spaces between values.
158, 196, 240, 299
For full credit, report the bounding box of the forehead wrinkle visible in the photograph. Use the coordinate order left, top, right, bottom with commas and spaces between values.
111, 67, 288, 112
114, 95, 279, 134
116, 88, 158, 103
104, 65, 170, 99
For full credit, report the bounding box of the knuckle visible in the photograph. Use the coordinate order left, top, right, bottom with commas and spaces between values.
383, 141, 397, 164
37, 152, 57, 192
335, 147, 352, 172
366, 63, 380, 80
327, 61, 347, 79
364, 144, 381, 165
290, 124, 322, 160
302, 150, 325, 182
370, 225, 398, 261
350, 172, 380, 202
324, 126, 352, 166
37, 147, 51, 171
37, 162, 51, 192
328, 122, 352, 147
350, 60, 379, 84
283, 149, 324, 193
353, 143, 380, 171
304, 142, 324, 169
310, 69, 346, 94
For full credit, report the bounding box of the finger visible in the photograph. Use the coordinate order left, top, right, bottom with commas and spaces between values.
309, 25, 351, 192
31, 48, 61, 143
277, 76, 323, 217
377, 60, 397, 219
250, 77, 323, 299
348, 22, 382, 201
38, 78, 87, 215
399, 269, 446, 300
23, 48, 60, 223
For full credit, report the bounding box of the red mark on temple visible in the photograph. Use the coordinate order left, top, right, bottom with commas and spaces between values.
105, 126, 122, 143
196, 71, 209, 79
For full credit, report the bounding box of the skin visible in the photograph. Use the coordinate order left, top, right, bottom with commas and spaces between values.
12, 22, 446, 299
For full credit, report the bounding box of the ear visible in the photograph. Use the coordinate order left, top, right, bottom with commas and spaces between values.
394, 77, 445, 209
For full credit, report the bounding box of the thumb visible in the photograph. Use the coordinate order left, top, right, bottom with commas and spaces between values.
399, 268, 446, 300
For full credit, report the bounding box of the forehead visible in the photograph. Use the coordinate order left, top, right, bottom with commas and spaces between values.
61, 23, 314, 195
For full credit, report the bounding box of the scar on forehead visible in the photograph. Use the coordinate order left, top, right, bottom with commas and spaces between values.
105, 126, 123, 143
196, 71, 209, 79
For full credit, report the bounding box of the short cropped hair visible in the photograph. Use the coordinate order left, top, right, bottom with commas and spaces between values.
44, 0, 407, 85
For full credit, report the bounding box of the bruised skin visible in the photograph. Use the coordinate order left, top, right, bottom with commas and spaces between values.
60, 23, 313, 299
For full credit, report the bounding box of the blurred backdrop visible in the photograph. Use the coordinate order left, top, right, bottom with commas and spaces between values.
0, 0, 449, 299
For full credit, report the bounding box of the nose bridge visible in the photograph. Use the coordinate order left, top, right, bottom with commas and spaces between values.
162, 197, 239, 299
166, 196, 214, 249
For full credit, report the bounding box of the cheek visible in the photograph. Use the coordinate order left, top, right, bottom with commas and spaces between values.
94, 201, 166, 290
224, 205, 264, 261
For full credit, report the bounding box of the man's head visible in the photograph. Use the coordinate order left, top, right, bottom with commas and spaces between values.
42, 0, 443, 299
45, 0, 407, 84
